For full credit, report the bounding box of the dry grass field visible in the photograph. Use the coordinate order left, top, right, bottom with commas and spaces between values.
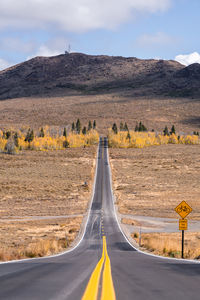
132, 232, 200, 260
0, 94, 200, 134
0, 148, 96, 217
0, 217, 82, 261
0, 93, 200, 260
0, 147, 96, 260
110, 144, 200, 219
110, 144, 200, 259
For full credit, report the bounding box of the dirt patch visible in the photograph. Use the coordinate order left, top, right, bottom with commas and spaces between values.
121, 218, 136, 226
0, 148, 96, 217
110, 144, 200, 219
0, 147, 96, 261
0, 95, 200, 135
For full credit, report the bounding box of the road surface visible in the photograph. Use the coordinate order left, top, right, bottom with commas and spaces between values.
0, 138, 200, 300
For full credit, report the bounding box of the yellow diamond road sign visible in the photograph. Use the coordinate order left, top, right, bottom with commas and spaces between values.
175, 201, 192, 219
179, 219, 188, 230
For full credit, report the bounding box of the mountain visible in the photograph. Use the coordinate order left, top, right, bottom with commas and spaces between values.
0, 53, 200, 100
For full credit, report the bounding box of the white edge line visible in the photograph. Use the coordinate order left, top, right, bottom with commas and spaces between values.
106, 144, 200, 265
0, 141, 100, 265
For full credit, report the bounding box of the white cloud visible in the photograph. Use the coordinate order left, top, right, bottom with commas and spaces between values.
27, 37, 69, 59
0, 58, 12, 71
175, 52, 200, 66
136, 32, 175, 47
0, 0, 171, 32
27, 45, 61, 59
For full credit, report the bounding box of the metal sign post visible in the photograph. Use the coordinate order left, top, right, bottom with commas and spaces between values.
175, 201, 192, 259
179, 218, 188, 258
182, 230, 184, 259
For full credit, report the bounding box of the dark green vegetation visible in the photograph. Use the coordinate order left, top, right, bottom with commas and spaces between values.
112, 121, 148, 134
72, 119, 97, 135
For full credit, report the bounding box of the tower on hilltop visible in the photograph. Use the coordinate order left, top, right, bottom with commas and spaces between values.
65, 44, 71, 55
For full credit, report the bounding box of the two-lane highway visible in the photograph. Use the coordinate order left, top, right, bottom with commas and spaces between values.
0, 138, 200, 300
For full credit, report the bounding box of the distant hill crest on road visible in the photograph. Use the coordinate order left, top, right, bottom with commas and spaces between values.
0, 52, 200, 100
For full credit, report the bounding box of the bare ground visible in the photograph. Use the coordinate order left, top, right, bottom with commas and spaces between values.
0, 93, 200, 260
0, 95, 200, 134
110, 144, 200, 219
0, 147, 96, 260
110, 144, 200, 259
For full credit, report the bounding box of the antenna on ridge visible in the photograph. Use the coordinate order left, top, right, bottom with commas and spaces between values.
65, 44, 71, 55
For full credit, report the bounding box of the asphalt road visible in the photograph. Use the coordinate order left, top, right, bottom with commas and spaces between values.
0, 137, 200, 300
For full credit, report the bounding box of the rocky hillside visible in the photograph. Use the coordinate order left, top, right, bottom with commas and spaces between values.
0, 53, 200, 100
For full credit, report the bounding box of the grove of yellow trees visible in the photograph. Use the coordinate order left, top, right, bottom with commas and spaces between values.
0, 125, 199, 153
0, 127, 99, 153
108, 130, 199, 148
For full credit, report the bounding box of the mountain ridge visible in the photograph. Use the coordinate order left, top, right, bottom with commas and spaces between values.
0, 52, 200, 100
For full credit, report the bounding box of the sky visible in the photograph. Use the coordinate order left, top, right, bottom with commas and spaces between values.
0, 0, 200, 70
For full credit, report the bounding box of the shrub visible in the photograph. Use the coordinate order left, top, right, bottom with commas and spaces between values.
112, 123, 118, 134
14, 132, 19, 147
71, 122, 75, 132
0, 138, 7, 152
135, 124, 139, 132
138, 121, 147, 132
76, 119, 81, 134
126, 131, 131, 142
193, 131, 199, 136
25, 128, 34, 143
63, 127, 67, 137
39, 127, 45, 137
170, 125, 176, 135
63, 139, 69, 148
124, 122, 129, 131
120, 122, 124, 131
163, 126, 169, 136
93, 120, 96, 130
88, 121, 92, 131
82, 126, 87, 135
5, 138, 17, 154
5, 130, 11, 139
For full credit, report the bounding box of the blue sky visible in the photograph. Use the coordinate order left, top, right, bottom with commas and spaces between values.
0, 0, 200, 70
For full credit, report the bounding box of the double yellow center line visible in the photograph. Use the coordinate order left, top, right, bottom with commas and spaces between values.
82, 236, 116, 300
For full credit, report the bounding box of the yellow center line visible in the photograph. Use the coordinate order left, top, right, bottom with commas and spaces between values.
101, 238, 116, 300
82, 237, 116, 300
82, 239, 105, 300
